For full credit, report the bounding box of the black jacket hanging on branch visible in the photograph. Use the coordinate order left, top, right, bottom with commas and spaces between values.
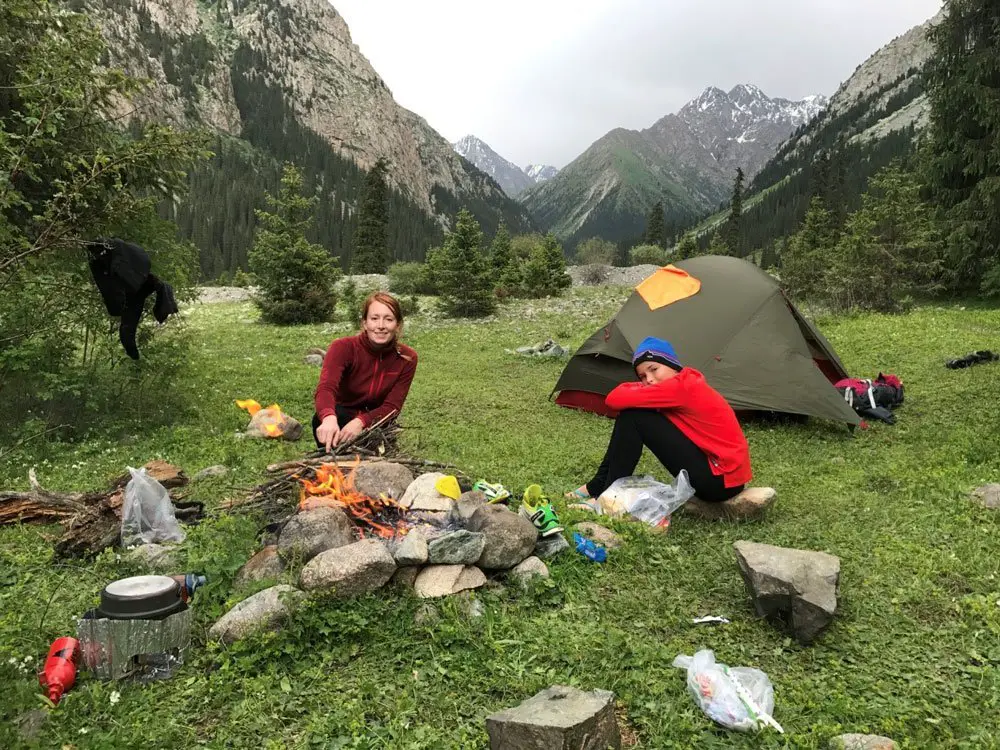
86, 238, 178, 360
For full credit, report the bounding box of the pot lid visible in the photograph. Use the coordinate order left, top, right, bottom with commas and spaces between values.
104, 575, 178, 600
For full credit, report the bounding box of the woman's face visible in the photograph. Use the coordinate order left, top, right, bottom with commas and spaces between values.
362, 301, 399, 346
636, 361, 677, 385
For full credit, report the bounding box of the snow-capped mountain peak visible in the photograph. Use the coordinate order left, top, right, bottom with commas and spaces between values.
452, 135, 535, 197
525, 163, 559, 182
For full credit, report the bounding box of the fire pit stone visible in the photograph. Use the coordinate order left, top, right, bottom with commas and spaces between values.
299, 538, 397, 597
468, 505, 539, 571
414, 564, 487, 599
235, 545, 286, 586
353, 462, 415, 502
400, 473, 455, 512
457, 490, 488, 522
427, 530, 487, 565
394, 529, 429, 566
277, 506, 354, 562
209, 585, 305, 644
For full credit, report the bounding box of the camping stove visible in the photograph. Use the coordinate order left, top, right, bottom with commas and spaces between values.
76, 575, 191, 681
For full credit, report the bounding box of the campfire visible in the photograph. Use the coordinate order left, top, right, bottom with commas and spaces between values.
297, 460, 410, 540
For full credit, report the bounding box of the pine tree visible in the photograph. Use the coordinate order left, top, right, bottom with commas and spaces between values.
436, 209, 495, 317
707, 231, 729, 256
675, 232, 699, 260
489, 221, 520, 298
923, 0, 1000, 293
249, 164, 340, 324
645, 200, 667, 249
351, 157, 391, 273
522, 233, 571, 297
780, 196, 835, 300
827, 164, 940, 312
724, 167, 745, 256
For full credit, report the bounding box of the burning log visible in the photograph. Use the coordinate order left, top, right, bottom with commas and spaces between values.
0, 461, 200, 557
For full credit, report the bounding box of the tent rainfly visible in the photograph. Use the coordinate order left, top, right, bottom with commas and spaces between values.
552, 255, 860, 426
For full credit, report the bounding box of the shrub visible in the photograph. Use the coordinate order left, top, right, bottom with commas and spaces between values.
629, 244, 668, 265
576, 237, 617, 265
387, 262, 425, 295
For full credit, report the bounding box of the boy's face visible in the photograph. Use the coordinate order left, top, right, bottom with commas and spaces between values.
636, 360, 678, 386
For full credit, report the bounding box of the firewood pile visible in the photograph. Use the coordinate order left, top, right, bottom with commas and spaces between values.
0, 460, 201, 557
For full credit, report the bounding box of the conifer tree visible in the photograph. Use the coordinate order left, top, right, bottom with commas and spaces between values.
351, 157, 391, 273
249, 164, 340, 324
707, 230, 729, 256
436, 209, 495, 317
780, 196, 834, 300
923, 0, 1000, 293
489, 221, 521, 298
724, 167, 744, 256
675, 232, 699, 260
644, 200, 667, 249
521, 233, 571, 297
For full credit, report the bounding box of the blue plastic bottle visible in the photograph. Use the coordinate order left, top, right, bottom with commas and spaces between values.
573, 532, 607, 563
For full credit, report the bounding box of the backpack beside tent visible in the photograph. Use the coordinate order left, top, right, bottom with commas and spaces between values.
552, 255, 860, 426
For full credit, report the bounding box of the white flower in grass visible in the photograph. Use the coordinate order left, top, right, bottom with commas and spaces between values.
109, 690, 121, 705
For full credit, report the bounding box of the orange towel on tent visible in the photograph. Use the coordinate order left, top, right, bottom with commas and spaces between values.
635, 265, 701, 310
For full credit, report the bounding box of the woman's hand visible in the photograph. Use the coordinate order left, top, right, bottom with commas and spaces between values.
316, 415, 340, 453
334, 417, 365, 447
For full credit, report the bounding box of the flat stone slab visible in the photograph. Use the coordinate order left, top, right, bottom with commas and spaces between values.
427, 530, 486, 565
413, 564, 487, 598
734, 540, 840, 644
828, 735, 898, 750
486, 684, 620, 750
400, 472, 454, 512
971, 483, 1000, 509
684, 487, 776, 520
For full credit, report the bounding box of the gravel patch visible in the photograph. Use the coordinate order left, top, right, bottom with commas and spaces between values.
567, 264, 660, 288
197, 286, 255, 304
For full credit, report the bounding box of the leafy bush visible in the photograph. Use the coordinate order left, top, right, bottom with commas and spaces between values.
576, 237, 617, 265
231, 268, 255, 288
629, 244, 668, 265
388, 262, 426, 295
249, 165, 340, 325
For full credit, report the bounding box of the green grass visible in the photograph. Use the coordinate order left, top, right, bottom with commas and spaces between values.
2, 290, 1000, 748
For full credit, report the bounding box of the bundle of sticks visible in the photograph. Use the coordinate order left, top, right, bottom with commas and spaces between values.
0, 460, 201, 557
220, 413, 465, 525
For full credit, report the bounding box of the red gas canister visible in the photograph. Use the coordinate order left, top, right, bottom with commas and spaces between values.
39, 637, 80, 704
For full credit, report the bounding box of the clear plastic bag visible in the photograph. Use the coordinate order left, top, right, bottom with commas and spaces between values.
596, 472, 695, 526
672, 649, 782, 733
121, 467, 186, 546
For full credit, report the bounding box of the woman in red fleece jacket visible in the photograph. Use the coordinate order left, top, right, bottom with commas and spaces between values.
312, 292, 418, 452
568, 336, 751, 503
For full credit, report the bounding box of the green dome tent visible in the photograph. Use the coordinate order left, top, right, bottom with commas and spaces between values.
552, 255, 860, 425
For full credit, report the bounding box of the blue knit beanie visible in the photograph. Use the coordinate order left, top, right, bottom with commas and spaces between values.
632, 336, 682, 372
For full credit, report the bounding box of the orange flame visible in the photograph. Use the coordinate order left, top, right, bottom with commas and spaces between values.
297, 459, 407, 539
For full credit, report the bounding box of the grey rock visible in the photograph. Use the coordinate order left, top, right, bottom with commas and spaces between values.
733, 540, 841, 645
299, 539, 396, 597
457, 490, 488, 522
469, 505, 538, 570
428, 530, 486, 565
126, 543, 180, 572
534, 533, 570, 559
828, 735, 898, 750
246, 408, 303, 441
574, 523, 622, 549
390, 566, 421, 589
209, 585, 304, 644
192, 464, 229, 481
413, 564, 487, 598
306, 346, 327, 357
510, 556, 550, 585
235, 545, 286, 586
486, 684, 620, 750
400, 472, 455, 512
17, 708, 48, 743
354, 461, 415, 502
303, 353, 324, 366
972, 483, 1000, 510
394, 530, 429, 566
278, 506, 355, 562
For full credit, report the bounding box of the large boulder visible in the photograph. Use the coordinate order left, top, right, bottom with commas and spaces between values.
277, 506, 355, 562
427, 530, 486, 565
299, 539, 396, 597
733, 540, 840, 644
235, 545, 286, 586
413, 564, 487, 598
354, 462, 415, 501
828, 735, 898, 750
486, 685, 620, 750
399, 472, 455, 512
684, 487, 777, 521
469, 505, 538, 570
209, 585, 304, 644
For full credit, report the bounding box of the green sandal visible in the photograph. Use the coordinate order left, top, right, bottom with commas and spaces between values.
520, 484, 565, 537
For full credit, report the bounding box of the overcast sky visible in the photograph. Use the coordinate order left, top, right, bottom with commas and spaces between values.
334, 0, 943, 170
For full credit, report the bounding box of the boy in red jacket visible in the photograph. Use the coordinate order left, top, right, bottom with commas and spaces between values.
567, 336, 751, 503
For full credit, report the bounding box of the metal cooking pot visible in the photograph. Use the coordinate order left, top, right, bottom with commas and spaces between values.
97, 575, 186, 620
